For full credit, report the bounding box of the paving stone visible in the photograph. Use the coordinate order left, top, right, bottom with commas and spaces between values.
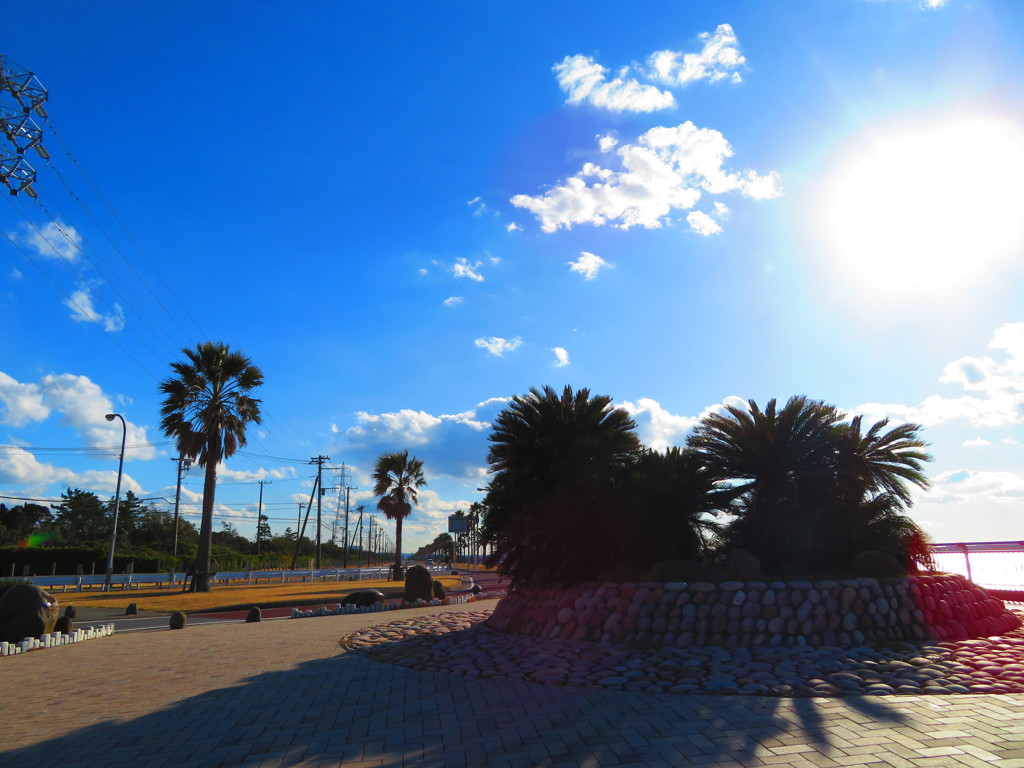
3, 602, 1024, 767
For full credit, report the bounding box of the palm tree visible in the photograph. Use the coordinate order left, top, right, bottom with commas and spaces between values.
159, 342, 263, 592
621, 446, 726, 565
688, 396, 932, 574
829, 415, 932, 569
482, 385, 640, 585
687, 396, 843, 572
371, 449, 426, 581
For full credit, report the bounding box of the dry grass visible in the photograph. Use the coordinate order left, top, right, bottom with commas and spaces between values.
58, 575, 464, 613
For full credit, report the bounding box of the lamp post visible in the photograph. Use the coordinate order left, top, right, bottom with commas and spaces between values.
104, 413, 127, 590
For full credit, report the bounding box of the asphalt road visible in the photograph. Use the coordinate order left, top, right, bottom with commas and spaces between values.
72, 569, 511, 634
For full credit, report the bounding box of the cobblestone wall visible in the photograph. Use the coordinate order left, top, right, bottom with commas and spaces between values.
487, 573, 1021, 647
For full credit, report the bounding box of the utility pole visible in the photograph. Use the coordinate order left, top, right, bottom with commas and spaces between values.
355, 504, 366, 566
256, 480, 272, 555
291, 479, 319, 571
170, 454, 191, 559
367, 514, 374, 566
310, 456, 330, 569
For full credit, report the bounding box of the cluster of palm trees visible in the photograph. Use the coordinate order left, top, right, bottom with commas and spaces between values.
480, 386, 933, 587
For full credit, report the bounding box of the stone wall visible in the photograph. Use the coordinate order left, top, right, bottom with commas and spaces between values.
486, 573, 1021, 647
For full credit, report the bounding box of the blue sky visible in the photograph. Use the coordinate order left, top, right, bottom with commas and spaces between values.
2, 0, 1024, 554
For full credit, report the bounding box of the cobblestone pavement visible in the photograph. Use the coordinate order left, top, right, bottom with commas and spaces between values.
3, 602, 1024, 767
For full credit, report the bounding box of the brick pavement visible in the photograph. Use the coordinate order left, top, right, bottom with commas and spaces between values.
3, 602, 1024, 767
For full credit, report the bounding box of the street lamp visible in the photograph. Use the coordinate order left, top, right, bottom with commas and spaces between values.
104, 413, 127, 590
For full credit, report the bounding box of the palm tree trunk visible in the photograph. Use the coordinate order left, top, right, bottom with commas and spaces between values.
193, 436, 220, 593
393, 516, 404, 581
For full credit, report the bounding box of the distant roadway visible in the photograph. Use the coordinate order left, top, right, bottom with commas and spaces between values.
74, 568, 510, 634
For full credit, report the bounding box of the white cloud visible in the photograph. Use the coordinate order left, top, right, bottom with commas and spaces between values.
15, 220, 82, 261
8, 268, 21, 280
0, 444, 143, 494
506, 222, 522, 232
64, 286, 125, 332
568, 251, 610, 280
330, 423, 340, 434
511, 122, 781, 233
687, 210, 723, 236
864, 0, 947, 8
349, 409, 443, 446
453, 258, 485, 282
648, 24, 746, 87
963, 437, 991, 448
554, 54, 676, 113
598, 135, 618, 153
0, 371, 154, 460
342, 398, 509, 481
921, 468, 1024, 507
474, 336, 522, 357
618, 395, 745, 451
551, 347, 570, 367
443, 296, 464, 307
467, 196, 487, 216
853, 322, 1024, 429
0, 372, 49, 426
217, 465, 297, 483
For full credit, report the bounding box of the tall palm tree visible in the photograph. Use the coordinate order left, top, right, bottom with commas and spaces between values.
371, 449, 426, 580
482, 385, 640, 585
159, 342, 263, 592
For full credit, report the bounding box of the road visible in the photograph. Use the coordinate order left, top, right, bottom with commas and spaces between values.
72, 569, 510, 633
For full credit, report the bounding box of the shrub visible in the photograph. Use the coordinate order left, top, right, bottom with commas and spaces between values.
404, 565, 433, 601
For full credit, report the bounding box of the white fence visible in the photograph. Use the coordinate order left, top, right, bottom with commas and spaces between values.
932, 541, 1024, 591
26, 564, 449, 592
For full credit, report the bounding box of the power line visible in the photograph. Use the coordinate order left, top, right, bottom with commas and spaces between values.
41, 116, 207, 341
0, 213, 159, 382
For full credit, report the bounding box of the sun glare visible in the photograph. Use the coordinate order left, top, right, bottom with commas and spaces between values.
818, 115, 1024, 297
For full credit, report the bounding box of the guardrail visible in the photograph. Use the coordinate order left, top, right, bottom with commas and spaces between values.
932, 541, 1024, 591
25, 564, 449, 593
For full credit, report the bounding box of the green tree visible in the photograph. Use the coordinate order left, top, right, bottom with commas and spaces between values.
159, 342, 263, 591
51, 488, 109, 546
688, 396, 931, 574
827, 415, 932, 569
482, 385, 640, 586
255, 514, 272, 551
620, 447, 725, 565
108, 490, 149, 549
428, 532, 455, 562
0, 503, 52, 545
371, 449, 426, 580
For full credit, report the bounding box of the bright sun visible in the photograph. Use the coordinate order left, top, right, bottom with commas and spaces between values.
818, 114, 1024, 297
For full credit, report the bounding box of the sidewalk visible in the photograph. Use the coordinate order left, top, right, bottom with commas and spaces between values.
3, 602, 1024, 767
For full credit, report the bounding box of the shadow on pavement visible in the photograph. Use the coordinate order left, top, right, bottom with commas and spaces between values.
1, 638, 916, 768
